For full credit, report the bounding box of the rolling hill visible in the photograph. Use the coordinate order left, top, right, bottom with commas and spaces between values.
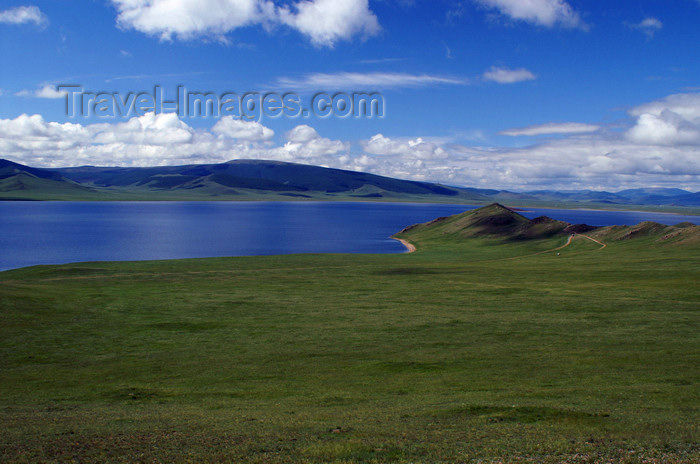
397, 203, 571, 241
1, 158, 699, 208
522, 187, 700, 206
395, 203, 700, 250
0, 158, 488, 202
55, 159, 468, 196
0, 159, 99, 200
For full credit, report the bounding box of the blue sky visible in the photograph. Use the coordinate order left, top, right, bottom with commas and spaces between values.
1, 0, 700, 191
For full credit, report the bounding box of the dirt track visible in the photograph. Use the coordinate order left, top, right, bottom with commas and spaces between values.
577, 234, 607, 249
389, 232, 605, 259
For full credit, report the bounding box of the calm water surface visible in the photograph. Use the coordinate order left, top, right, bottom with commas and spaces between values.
0, 201, 697, 271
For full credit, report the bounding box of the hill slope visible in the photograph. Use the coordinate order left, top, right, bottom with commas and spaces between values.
2, 158, 700, 208
395, 203, 700, 252
56, 159, 462, 196
0, 159, 99, 200
396, 203, 571, 243
0, 158, 489, 201
591, 220, 700, 247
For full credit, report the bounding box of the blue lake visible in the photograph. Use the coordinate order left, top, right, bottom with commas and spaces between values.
0, 201, 698, 271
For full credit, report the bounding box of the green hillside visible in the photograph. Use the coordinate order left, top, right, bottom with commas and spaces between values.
56, 159, 463, 196
3, 159, 700, 212
0, 158, 488, 202
0, 160, 102, 200
1, 204, 699, 462
396, 203, 570, 242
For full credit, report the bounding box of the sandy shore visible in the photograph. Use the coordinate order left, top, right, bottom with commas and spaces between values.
392, 237, 416, 253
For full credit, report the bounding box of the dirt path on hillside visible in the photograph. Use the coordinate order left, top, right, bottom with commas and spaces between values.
577, 234, 607, 249
498, 232, 607, 261
499, 234, 574, 261
392, 234, 577, 260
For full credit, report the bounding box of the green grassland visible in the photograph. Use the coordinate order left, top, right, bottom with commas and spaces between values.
1, 205, 699, 462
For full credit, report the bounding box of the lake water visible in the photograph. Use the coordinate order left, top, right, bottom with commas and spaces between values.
0, 201, 698, 271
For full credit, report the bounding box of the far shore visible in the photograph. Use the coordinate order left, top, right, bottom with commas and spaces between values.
1, 197, 698, 216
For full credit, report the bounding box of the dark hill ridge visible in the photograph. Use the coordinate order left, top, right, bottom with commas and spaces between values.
1, 158, 490, 201
0, 159, 63, 181
396, 203, 700, 247
0, 159, 97, 199
591, 220, 700, 246
398, 203, 574, 241
2, 158, 700, 206
521, 187, 700, 206
54, 159, 464, 196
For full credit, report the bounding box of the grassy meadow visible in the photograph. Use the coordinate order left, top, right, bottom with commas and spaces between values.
1, 206, 699, 462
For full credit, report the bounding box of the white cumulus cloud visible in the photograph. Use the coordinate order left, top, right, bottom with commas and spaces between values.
0, 114, 352, 168
362, 134, 448, 160
112, 0, 266, 41
278, 0, 380, 47
3, 92, 700, 191
626, 93, 700, 146
91, 113, 195, 146
212, 117, 274, 141
272, 125, 349, 159
475, 0, 585, 29
286, 124, 321, 143
0, 5, 48, 27
35, 85, 68, 99
0, 113, 233, 167
629, 93, 700, 123
110, 0, 380, 47
352, 93, 700, 190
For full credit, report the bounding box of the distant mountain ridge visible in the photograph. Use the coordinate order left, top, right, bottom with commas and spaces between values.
520, 188, 700, 206
1, 158, 699, 207
54, 159, 462, 196
0, 158, 488, 202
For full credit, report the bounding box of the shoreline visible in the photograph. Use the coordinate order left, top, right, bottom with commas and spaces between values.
1, 198, 698, 216
392, 237, 416, 253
